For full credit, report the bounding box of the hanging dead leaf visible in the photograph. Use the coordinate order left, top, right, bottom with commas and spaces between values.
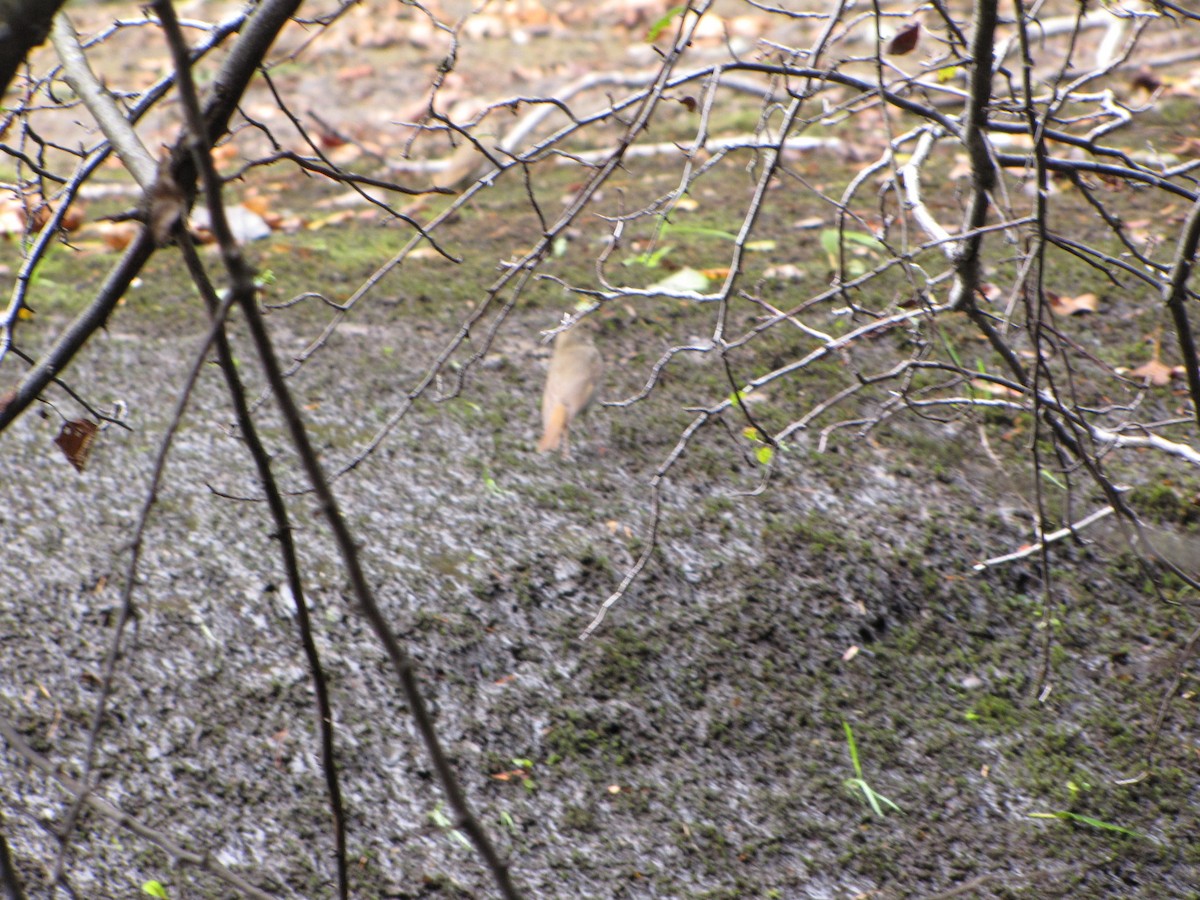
888, 23, 921, 56
55, 419, 98, 473
1046, 290, 1098, 316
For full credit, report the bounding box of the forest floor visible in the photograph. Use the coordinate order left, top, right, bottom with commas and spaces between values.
2, 2, 1199, 899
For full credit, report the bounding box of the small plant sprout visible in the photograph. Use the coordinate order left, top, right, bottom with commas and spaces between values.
1029, 810, 1148, 840
141, 881, 169, 898
742, 425, 779, 465
512, 758, 536, 791
488, 758, 537, 791
429, 801, 472, 850
842, 721, 902, 818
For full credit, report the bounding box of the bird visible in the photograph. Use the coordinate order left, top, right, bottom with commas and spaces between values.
537, 321, 603, 456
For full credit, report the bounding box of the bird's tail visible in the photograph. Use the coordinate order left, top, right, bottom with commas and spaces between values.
537, 402, 568, 453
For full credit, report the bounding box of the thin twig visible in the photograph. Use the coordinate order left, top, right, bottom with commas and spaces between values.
153, 2, 519, 895
973, 505, 1115, 571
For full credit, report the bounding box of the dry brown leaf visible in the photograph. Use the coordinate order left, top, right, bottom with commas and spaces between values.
55, 419, 98, 473
336, 63, 374, 82
763, 263, 805, 281
210, 142, 239, 168
61, 204, 87, 232
0, 199, 25, 235
1130, 65, 1162, 94
888, 23, 920, 56
977, 282, 1003, 303
489, 770, 526, 782
96, 221, 140, 251
1171, 137, 1200, 158
1126, 359, 1176, 386
503, 0, 554, 28
1047, 290, 1099, 316
241, 194, 271, 217
970, 379, 1024, 398
24, 203, 86, 233
306, 209, 357, 231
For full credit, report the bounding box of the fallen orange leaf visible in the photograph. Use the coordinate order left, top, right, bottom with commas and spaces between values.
1046, 290, 1098, 316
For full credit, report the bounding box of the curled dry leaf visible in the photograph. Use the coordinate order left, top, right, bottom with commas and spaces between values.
55, 419, 98, 473
1046, 290, 1098, 316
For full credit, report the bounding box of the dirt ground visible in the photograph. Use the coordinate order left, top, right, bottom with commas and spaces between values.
2, 2, 1199, 899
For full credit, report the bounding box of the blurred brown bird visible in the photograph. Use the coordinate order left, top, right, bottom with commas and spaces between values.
537, 322, 603, 456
